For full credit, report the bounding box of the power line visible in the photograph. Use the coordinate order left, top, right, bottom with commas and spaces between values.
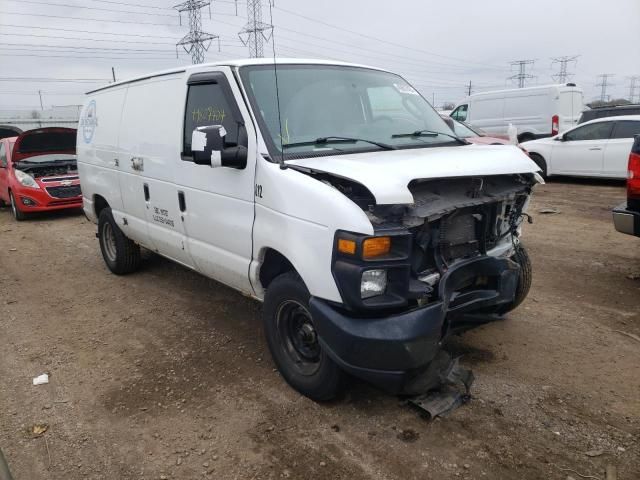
7, 0, 244, 18
551, 55, 579, 83
509, 59, 535, 88
596, 74, 615, 102
239, 0, 273, 58
272, 4, 507, 71
174, 0, 219, 64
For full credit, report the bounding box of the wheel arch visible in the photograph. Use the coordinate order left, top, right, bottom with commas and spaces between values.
257, 247, 299, 292
93, 194, 110, 218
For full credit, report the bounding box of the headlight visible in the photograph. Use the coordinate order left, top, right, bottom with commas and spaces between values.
361, 269, 387, 298
14, 169, 40, 188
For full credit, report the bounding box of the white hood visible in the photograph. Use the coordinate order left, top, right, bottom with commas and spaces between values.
287, 144, 540, 204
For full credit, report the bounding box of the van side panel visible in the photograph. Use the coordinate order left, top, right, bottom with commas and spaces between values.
118, 75, 194, 265
77, 86, 128, 222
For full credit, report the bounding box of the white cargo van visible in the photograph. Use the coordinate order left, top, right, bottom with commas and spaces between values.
78, 59, 541, 401
450, 84, 584, 142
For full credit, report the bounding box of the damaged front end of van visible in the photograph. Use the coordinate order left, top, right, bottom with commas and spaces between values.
306, 171, 537, 394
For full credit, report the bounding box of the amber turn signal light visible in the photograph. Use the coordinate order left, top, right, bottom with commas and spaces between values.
337, 238, 357, 255
362, 236, 391, 258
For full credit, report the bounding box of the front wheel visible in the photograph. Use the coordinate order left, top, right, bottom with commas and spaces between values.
498, 244, 532, 314
98, 207, 141, 274
263, 272, 346, 401
9, 192, 27, 221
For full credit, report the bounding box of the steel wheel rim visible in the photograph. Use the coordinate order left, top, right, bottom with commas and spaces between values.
275, 300, 321, 376
102, 222, 117, 262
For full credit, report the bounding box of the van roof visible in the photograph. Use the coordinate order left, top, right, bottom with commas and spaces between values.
86, 58, 389, 94
463, 83, 582, 100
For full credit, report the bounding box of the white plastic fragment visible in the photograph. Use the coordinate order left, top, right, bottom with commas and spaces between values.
32, 374, 49, 385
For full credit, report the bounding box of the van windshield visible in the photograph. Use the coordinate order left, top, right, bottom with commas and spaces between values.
239, 64, 457, 159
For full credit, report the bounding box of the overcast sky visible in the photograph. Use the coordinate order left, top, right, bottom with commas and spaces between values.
1, 0, 638, 111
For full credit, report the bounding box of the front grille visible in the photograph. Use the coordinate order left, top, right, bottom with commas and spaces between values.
46, 185, 81, 199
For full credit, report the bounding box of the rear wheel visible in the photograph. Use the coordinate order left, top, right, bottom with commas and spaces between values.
9, 192, 26, 221
98, 207, 141, 274
263, 272, 346, 401
529, 153, 548, 178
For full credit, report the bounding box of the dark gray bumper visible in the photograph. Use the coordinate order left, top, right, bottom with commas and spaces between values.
613, 202, 640, 237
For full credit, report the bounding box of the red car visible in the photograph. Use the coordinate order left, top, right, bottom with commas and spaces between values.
0, 127, 81, 221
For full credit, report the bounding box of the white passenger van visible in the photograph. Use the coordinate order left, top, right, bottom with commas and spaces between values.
450, 84, 584, 142
78, 59, 541, 401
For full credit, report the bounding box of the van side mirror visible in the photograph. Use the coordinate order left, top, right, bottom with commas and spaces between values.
191, 125, 247, 169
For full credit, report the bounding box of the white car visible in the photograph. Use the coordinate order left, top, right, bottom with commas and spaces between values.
77, 59, 541, 401
521, 115, 640, 179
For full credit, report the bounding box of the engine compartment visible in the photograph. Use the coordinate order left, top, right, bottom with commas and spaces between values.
14, 161, 78, 179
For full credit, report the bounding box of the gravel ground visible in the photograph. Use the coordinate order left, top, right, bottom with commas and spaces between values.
0, 178, 638, 480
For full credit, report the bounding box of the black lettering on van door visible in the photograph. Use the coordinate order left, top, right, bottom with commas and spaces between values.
254, 184, 263, 198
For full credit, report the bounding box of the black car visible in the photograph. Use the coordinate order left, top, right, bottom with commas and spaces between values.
580, 104, 640, 124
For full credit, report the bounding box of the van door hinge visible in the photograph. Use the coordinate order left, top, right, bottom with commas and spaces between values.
114, 158, 119, 167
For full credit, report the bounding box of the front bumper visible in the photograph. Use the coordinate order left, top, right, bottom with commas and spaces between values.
613, 202, 640, 237
310, 255, 520, 393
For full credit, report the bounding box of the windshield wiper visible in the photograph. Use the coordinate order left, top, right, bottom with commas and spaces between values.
392, 129, 469, 145
282, 136, 396, 151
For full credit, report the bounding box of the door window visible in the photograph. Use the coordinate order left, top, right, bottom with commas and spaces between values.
564, 122, 613, 141
611, 120, 640, 139
183, 82, 242, 156
0, 143, 6, 167
450, 104, 468, 122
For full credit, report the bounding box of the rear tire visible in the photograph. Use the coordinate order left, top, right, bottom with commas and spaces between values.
263, 272, 346, 401
529, 153, 548, 178
98, 207, 141, 274
498, 244, 532, 314
9, 192, 26, 221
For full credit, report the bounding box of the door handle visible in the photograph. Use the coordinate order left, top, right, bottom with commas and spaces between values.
178, 191, 186, 212
143, 183, 150, 201
131, 156, 144, 171
588, 147, 602, 151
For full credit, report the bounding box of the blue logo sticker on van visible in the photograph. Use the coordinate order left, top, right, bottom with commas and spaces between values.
80, 100, 98, 144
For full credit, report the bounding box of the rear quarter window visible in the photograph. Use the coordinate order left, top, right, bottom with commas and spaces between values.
612, 121, 640, 139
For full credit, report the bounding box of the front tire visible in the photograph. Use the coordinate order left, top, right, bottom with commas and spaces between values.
498, 244, 532, 314
9, 192, 27, 221
98, 207, 141, 274
263, 272, 346, 401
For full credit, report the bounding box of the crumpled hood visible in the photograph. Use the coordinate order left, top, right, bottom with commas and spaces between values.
287, 144, 540, 204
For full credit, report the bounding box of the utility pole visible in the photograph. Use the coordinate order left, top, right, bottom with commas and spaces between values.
551, 55, 579, 83
628, 76, 640, 103
38, 90, 43, 110
466, 80, 472, 97
174, 0, 218, 64
508, 60, 535, 88
239, 0, 273, 58
111, 67, 116, 83
596, 74, 614, 103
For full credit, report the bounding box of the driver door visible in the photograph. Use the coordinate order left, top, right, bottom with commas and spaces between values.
551, 121, 613, 176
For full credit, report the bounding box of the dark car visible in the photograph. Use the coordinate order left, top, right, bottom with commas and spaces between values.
579, 104, 640, 124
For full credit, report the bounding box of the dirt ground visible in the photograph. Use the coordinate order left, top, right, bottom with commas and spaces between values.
0, 179, 638, 480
